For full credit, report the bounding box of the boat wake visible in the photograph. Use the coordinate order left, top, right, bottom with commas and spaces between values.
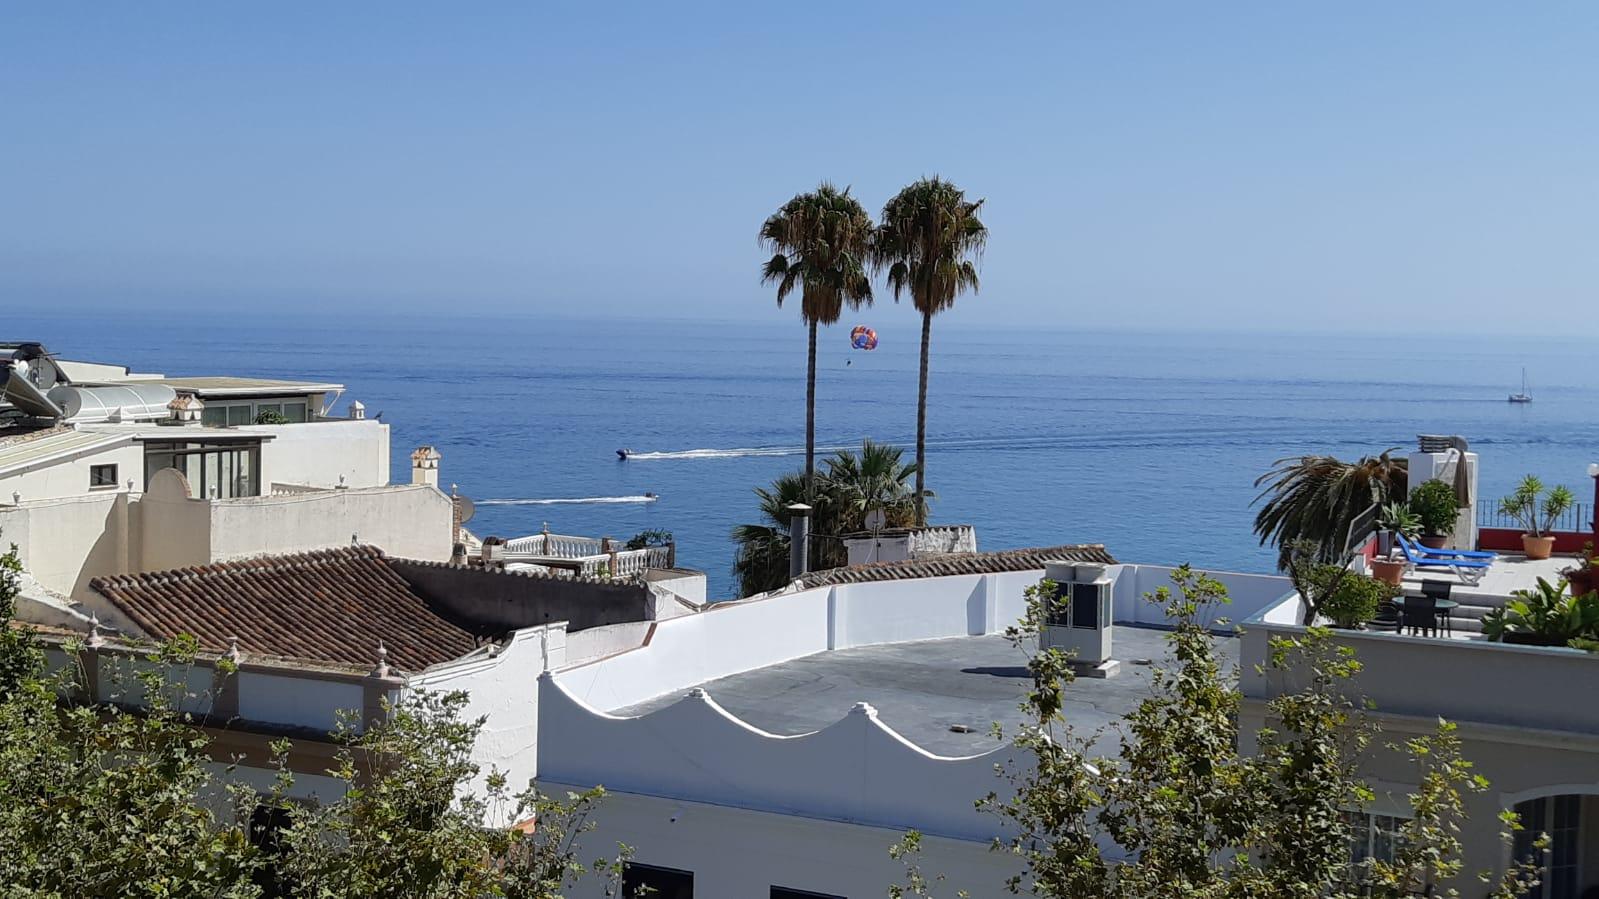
477, 495, 659, 506
622, 446, 845, 461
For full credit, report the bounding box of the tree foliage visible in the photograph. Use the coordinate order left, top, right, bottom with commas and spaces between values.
872, 176, 987, 526
760, 182, 876, 492
730, 440, 919, 596
1253, 451, 1408, 567
892, 566, 1545, 899
0, 542, 621, 899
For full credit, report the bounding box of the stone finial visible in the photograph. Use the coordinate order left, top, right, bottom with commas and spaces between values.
225, 636, 242, 663
371, 641, 390, 678
410, 446, 441, 488
86, 613, 105, 648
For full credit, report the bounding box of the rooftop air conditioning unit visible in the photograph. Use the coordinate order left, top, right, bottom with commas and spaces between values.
1041, 561, 1119, 678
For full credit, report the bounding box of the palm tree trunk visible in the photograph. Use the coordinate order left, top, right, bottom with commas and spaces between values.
915, 309, 931, 526
805, 318, 817, 498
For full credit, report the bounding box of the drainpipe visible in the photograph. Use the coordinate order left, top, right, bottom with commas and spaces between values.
1589, 463, 1598, 545
788, 503, 812, 581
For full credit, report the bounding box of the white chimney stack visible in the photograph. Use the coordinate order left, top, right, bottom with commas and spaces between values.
349, 400, 365, 420
410, 445, 441, 488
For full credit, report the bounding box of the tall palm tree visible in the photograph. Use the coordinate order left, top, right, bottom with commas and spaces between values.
759, 184, 875, 496
730, 472, 809, 598
819, 438, 920, 535
873, 177, 987, 525
1253, 450, 1409, 567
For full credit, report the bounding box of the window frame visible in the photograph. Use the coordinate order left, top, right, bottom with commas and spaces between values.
88, 463, 119, 489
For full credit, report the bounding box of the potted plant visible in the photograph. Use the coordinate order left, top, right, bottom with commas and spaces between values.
1371, 502, 1418, 586
1498, 475, 1575, 560
1482, 577, 1599, 646
1563, 542, 1596, 597
1408, 479, 1459, 549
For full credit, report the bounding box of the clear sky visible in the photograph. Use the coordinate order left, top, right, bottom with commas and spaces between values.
4, 3, 1596, 333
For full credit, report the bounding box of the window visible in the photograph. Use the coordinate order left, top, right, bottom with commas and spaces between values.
622, 863, 693, 899
89, 464, 118, 488
281, 400, 308, 423
1515, 795, 1583, 899
1343, 809, 1406, 867
144, 441, 262, 499
772, 888, 845, 899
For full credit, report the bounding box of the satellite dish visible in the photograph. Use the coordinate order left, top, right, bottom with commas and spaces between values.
864, 509, 887, 531
455, 495, 476, 525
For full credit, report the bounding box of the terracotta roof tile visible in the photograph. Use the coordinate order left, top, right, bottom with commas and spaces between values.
797, 543, 1117, 588
90, 546, 488, 673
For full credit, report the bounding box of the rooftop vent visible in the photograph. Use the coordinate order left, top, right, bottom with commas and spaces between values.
1041, 561, 1119, 678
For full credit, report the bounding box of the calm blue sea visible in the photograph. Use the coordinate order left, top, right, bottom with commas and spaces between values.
11, 312, 1598, 599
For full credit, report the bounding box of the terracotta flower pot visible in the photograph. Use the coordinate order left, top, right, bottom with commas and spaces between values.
1567, 567, 1595, 597
1420, 534, 1449, 550
1370, 558, 1406, 587
1523, 535, 1556, 560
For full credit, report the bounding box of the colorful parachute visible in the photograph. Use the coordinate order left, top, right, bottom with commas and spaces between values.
850, 325, 878, 351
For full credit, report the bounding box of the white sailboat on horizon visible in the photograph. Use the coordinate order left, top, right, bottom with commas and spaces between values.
1508, 367, 1532, 404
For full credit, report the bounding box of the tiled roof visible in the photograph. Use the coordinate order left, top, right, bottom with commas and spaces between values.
797, 544, 1117, 588
90, 546, 487, 673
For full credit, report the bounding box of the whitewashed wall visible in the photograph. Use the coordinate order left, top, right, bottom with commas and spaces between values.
206, 484, 451, 562
254, 420, 390, 488
539, 675, 1020, 840
0, 441, 143, 503
407, 625, 566, 823
0, 492, 129, 599
550, 787, 1018, 899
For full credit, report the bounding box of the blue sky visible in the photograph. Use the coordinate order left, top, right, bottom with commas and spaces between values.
4, 3, 1597, 332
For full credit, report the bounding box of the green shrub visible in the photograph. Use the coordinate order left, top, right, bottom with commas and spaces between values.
1409, 479, 1459, 538
1482, 576, 1599, 644
1308, 566, 1393, 628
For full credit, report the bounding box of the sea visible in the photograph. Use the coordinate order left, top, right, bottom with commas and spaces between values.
11, 312, 1598, 599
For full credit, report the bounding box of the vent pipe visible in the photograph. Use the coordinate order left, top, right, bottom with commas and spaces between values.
787, 503, 812, 581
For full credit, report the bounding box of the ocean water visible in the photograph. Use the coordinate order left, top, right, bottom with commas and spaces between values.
11, 312, 1598, 599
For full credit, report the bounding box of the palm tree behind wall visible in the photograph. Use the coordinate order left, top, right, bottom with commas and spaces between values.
873, 177, 987, 525
1253, 450, 1410, 567
759, 184, 875, 497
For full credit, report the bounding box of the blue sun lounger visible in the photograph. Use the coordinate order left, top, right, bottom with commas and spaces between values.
1397, 539, 1491, 585
1396, 534, 1497, 562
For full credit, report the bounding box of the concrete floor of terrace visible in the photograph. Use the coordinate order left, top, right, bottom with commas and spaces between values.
616, 626, 1240, 757
1392, 553, 1576, 639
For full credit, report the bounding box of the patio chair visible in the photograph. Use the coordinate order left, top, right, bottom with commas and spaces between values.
1418, 580, 1453, 636
1401, 593, 1441, 637
1396, 534, 1497, 561
1397, 539, 1490, 585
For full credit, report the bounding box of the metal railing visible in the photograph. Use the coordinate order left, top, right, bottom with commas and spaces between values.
1476, 500, 1591, 533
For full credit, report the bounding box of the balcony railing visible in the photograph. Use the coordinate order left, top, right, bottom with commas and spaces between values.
500, 532, 674, 580
1477, 500, 1592, 534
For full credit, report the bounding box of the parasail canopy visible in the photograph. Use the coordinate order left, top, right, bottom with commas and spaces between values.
849, 325, 878, 351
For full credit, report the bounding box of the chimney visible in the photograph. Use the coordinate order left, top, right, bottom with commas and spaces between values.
787, 503, 812, 581
349, 400, 365, 421
166, 393, 204, 426
410, 445, 441, 488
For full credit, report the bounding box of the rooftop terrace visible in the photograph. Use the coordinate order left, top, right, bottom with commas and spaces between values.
618, 625, 1240, 755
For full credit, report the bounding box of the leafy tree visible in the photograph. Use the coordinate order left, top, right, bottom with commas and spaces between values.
0, 548, 262, 897
892, 567, 1544, 898
1253, 451, 1408, 568
0, 538, 623, 899
759, 183, 876, 496
730, 440, 919, 596
624, 529, 673, 551
873, 177, 987, 526
267, 691, 622, 899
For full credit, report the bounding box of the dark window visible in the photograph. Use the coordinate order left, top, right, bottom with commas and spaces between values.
249, 803, 293, 897
623, 862, 693, 899
772, 888, 845, 899
1071, 582, 1102, 630
89, 464, 118, 488
144, 441, 261, 499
